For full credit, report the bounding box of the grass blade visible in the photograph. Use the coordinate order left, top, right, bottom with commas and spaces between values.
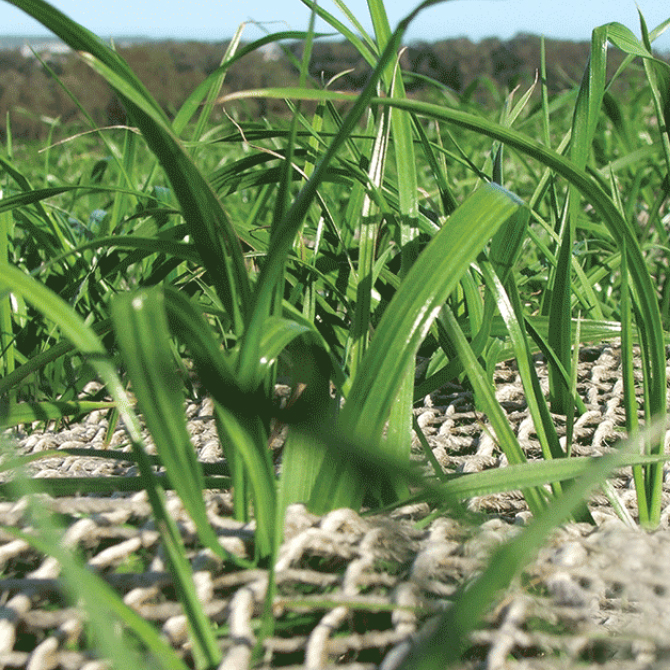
111, 288, 241, 563
0, 400, 115, 428
162, 287, 278, 560
547, 26, 606, 415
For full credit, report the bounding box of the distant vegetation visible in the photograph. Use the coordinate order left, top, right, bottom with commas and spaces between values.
0, 33, 662, 140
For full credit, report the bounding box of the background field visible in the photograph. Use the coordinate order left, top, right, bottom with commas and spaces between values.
0, 33, 664, 140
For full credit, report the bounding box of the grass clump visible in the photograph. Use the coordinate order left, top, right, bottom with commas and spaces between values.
1, 0, 670, 667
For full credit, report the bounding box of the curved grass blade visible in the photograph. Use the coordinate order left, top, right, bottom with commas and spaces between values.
479, 261, 564, 462
5, 0, 162, 114
300, 0, 379, 66
0, 183, 157, 216
344, 185, 527, 437
79, 53, 251, 330
547, 25, 607, 416
184, 23, 245, 144
620, 238, 648, 523
111, 287, 242, 561
0, 206, 15, 402
478, 259, 594, 522
433, 452, 669, 503
349, 100, 391, 381
60, 235, 200, 265
111, 288, 229, 667
172, 30, 333, 136
309, 184, 549, 514
370, 0, 422, 490
438, 303, 547, 516
0, 474, 231, 498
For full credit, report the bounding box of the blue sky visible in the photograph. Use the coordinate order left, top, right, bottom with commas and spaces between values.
2, 0, 669, 51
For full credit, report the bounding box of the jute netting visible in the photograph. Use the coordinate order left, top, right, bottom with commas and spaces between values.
2, 343, 670, 670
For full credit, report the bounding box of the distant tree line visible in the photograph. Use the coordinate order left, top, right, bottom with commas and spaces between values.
0, 34, 661, 141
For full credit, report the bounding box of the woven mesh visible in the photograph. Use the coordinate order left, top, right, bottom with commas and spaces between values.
2, 343, 670, 670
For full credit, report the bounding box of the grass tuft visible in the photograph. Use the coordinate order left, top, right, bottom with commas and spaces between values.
1, 0, 669, 665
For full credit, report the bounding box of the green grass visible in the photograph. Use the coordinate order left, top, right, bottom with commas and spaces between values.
1, 0, 670, 667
